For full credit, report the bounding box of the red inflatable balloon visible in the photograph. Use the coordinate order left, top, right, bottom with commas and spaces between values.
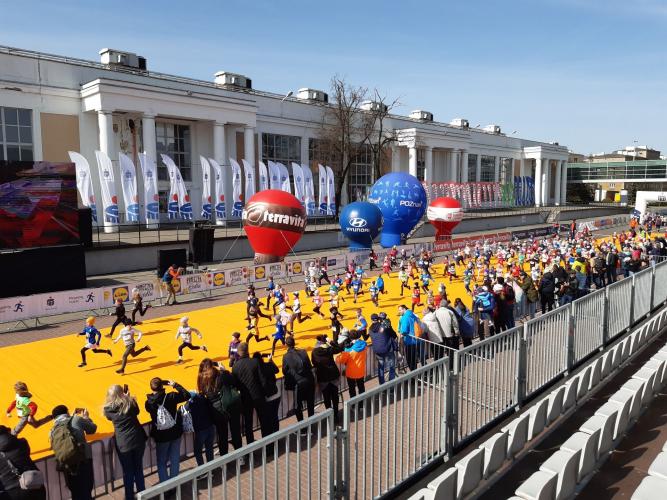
242, 190, 307, 264
427, 197, 463, 240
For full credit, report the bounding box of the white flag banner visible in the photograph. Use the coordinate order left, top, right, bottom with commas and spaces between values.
258, 161, 269, 191
199, 155, 212, 219
68, 151, 97, 223
268, 161, 281, 190
241, 159, 256, 202
317, 164, 328, 215
94, 150, 119, 224
138, 153, 159, 222
325, 165, 336, 215
229, 159, 244, 217
301, 163, 316, 216
278, 162, 291, 193
208, 158, 227, 220
161, 154, 192, 220
291, 162, 305, 208
119, 153, 140, 222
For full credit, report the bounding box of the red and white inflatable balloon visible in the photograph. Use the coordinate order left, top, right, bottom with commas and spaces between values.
242, 190, 307, 264
427, 197, 463, 240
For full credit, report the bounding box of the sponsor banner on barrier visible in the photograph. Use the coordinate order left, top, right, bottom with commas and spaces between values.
180, 273, 208, 294
131, 281, 161, 302
253, 265, 267, 282
102, 285, 132, 308
59, 288, 101, 313
511, 227, 554, 240
434, 232, 511, 252
288, 261, 304, 277
267, 262, 286, 280
0, 296, 37, 322
226, 267, 248, 286
208, 270, 226, 288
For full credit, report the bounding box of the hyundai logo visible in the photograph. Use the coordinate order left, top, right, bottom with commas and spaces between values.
349, 217, 367, 228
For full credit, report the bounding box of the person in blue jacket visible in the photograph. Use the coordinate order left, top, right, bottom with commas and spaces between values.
375, 275, 386, 294
397, 304, 419, 370
453, 298, 475, 347
77, 316, 112, 367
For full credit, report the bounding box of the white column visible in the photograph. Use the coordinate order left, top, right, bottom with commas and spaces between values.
449, 149, 459, 181
493, 156, 500, 182
244, 126, 255, 166
542, 159, 550, 205
475, 154, 481, 182
561, 160, 568, 206
424, 147, 433, 182
391, 146, 401, 172
554, 160, 563, 205
519, 158, 526, 178
257, 131, 264, 166
213, 122, 227, 165
300, 134, 308, 167
408, 146, 418, 177
534, 158, 543, 207
461, 150, 469, 183
141, 114, 157, 161
97, 110, 117, 232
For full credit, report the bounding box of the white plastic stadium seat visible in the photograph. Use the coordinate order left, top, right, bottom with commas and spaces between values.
539, 449, 581, 500
479, 431, 508, 478
601, 350, 613, 379
611, 344, 623, 369
633, 366, 659, 395
644, 358, 667, 388
547, 386, 565, 424
528, 399, 549, 440
515, 469, 558, 500
563, 378, 579, 411
502, 413, 530, 458
577, 366, 592, 400
648, 452, 667, 481
612, 382, 644, 422
621, 337, 631, 362
427, 466, 457, 499
455, 447, 483, 499
590, 357, 602, 390
596, 399, 631, 441
580, 410, 618, 456
407, 488, 433, 500
632, 475, 667, 500
560, 430, 600, 481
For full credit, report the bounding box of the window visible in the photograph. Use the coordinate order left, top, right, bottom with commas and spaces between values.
480, 155, 496, 182
0, 107, 33, 162
500, 157, 514, 184
262, 133, 301, 166
156, 122, 191, 181
467, 154, 477, 182
416, 149, 426, 181
349, 145, 373, 201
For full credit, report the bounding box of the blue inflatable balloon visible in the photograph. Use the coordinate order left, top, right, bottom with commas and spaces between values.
368, 172, 427, 248
340, 202, 383, 249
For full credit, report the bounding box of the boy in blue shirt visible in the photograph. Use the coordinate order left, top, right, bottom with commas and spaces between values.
78, 317, 112, 367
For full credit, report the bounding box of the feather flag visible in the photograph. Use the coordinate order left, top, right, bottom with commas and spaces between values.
94, 150, 119, 225
138, 153, 160, 222
229, 159, 244, 217
200, 156, 212, 219
119, 153, 140, 222
161, 154, 192, 220
69, 152, 98, 223
208, 158, 227, 220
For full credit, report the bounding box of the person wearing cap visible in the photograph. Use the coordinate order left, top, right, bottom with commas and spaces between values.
174, 316, 208, 365
335, 331, 368, 398
77, 316, 112, 368
369, 313, 397, 383
282, 337, 316, 423
311, 335, 343, 424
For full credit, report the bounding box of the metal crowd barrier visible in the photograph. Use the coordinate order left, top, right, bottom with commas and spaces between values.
606, 277, 634, 338
633, 267, 653, 321
571, 291, 605, 363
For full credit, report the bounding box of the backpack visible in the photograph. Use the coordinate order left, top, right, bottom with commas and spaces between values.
414, 319, 428, 339
478, 293, 495, 313
180, 404, 194, 433
155, 394, 177, 431
50, 418, 86, 472
219, 383, 241, 415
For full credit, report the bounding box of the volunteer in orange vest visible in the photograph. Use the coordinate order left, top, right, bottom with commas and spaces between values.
336, 332, 368, 398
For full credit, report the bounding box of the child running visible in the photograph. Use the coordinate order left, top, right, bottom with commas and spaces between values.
246, 300, 271, 344
288, 292, 312, 331
130, 287, 151, 324
398, 267, 410, 296
369, 281, 379, 307
312, 289, 325, 318
351, 274, 363, 303
77, 316, 112, 367
228, 331, 242, 367
271, 314, 287, 356
411, 282, 422, 312
113, 319, 151, 374
175, 316, 208, 364
5, 381, 53, 436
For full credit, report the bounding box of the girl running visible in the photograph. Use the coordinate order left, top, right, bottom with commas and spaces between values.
382, 255, 391, 276
113, 319, 151, 374
5, 381, 53, 436
421, 271, 431, 293
289, 292, 312, 331
369, 281, 379, 307
398, 267, 410, 296
411, 282, 422, 312
265, 277, 276, 310
175, 316, 208, 364
329, 306, 344, 343
447, 262, 457, 283
312, 289, 325, 318
130, 288, 151, 324
77, 316, 112, 367
246, 301, 271, 344
270, 314, 287, 356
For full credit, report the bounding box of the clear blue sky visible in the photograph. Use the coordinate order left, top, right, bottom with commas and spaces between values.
3, 0, 666, 155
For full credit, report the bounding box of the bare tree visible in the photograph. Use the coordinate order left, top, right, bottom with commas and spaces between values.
317, 77, 399, 210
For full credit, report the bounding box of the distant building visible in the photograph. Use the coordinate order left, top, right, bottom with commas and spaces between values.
590, 145, 661, 163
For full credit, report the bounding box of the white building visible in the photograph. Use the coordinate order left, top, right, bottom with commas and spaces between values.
0, 45, 570, 221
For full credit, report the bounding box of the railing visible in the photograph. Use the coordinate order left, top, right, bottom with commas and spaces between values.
88, 261, 667, 499
567, 160, 667, 182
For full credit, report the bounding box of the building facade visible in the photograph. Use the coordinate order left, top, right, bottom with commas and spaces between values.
0, 45, 570, 221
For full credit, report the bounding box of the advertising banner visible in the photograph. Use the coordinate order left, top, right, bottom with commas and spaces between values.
200, 156, 212, 220
258, 161, 269, 192
131, 281, 161, 302
69, 151, 97, 223
59, 288, 101, 313
180, 273, 208, 294
226, 267, 249, 286
287, 261, 304, 277
268, 161, 281, 190
326, 166, 336, 215
302, 164, 316, 216
0, 296, 36, 322
434, 231, 512, 252
94, 151, 119, 224
229, 159, 244, 217
267, 262, 287, 280
207, 158, 227, 221
138, 153, 160, 222
208, 270, 226, 289
252, 265, 267, 282
162, 154, 192, 220
318, 164, 328, 215
291, 162, 305, 209
278, 163, 291, 193
119, 153, 140, 222
241, 159, 256, 203
511, 227, 553, 240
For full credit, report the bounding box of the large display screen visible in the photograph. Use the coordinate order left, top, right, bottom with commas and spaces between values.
0, 161, 79, 249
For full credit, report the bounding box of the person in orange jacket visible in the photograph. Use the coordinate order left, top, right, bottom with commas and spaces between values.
335, 332, 368, 398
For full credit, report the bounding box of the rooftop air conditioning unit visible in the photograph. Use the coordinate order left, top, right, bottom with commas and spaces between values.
409, 110, 433, 121
296, 88, 329, 103
213, 71, 252, 89
360, 100, 388, 113
99, 48, 147, 71
483, 124, 502, 134
450, 118, 469, 129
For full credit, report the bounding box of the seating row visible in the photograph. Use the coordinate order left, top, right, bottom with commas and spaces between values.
407, 310, 665, 500
630, 418, 667, 498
